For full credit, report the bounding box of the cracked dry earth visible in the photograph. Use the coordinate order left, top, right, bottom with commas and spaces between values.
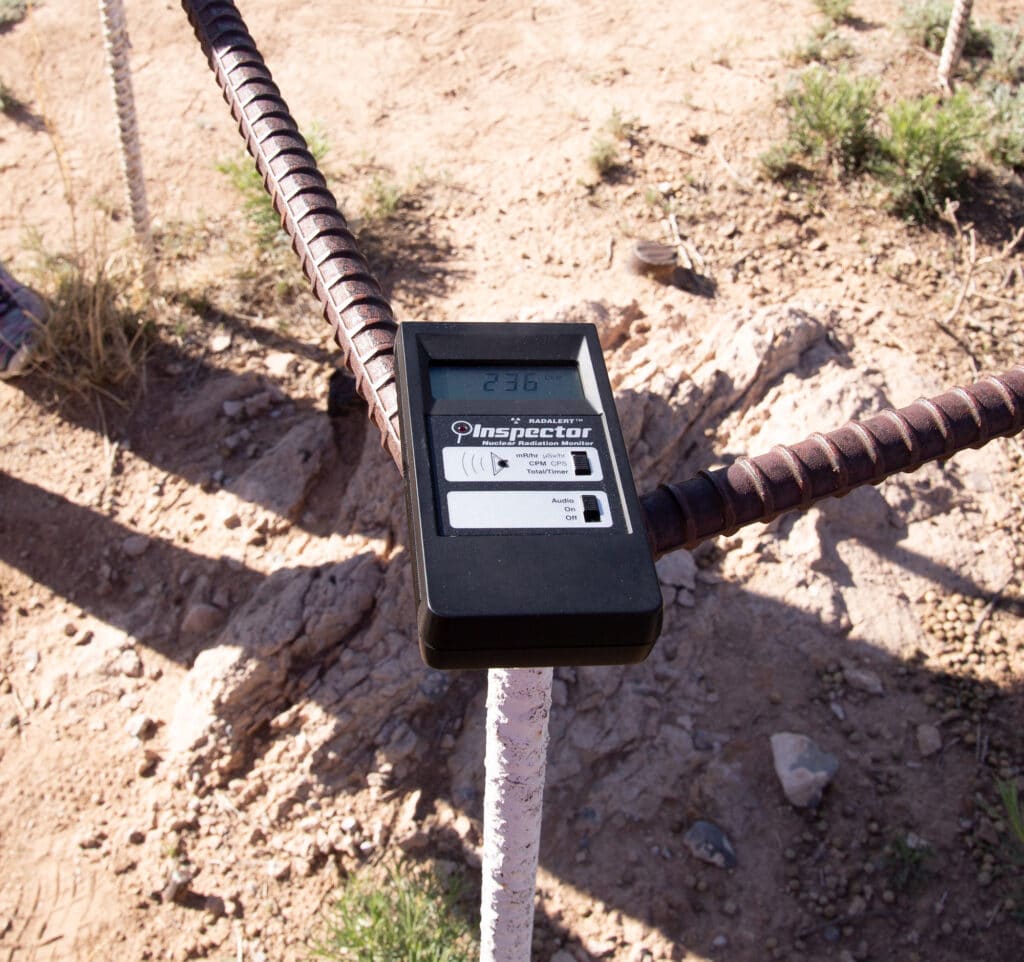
2, 2, 1024, 962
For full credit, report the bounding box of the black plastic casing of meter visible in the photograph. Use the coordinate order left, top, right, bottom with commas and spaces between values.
396, 321, 663, 670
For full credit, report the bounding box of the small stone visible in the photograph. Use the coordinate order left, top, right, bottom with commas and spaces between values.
24, 650, 39, 673
209, 333, 232, 353
222, 399, 245, 418
77, 828, 106, 849
115, 649, 144, 678
683, 820, 737, 869
126, 714, 155, 740
829, 701, 846, 721
266, 859, 290, 881
75, 629, 94, 646
916, 723, 942, 757
122, 535, 151, 558
162, 861, 196, 903
841, 663, 884, 695
264, 352, 295, 378
656, 550, 697, 591
181, 603, 226, 635
204, 894, 226, 919
128, 829, 146, 845
770, 732, 839, 808
711, 934, 728, 948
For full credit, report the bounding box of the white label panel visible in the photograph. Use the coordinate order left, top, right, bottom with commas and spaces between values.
447, 491, 613, 529
442, 446, 602, 483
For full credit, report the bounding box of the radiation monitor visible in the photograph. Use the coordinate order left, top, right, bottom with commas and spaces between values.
396, 322, 663, 669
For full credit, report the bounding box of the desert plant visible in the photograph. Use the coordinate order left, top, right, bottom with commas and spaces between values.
25, 240, 152, 399
998, 780, 1024, 854
987, 21, 1024, 84
785, 67, 879, 173
588, 136, 621, 179
217, 125, 329, 250
0, 0, 26, 29
311, 862, 477, 962
0, 78, 24, 114
984, 82, 1024, 168
361, 174, 404, 222
787, 24, 855, 66
877, 90, 980, 219
814, 0, 855, 24
900, 0, 992, 57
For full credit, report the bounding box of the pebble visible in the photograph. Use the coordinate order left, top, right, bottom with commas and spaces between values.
655, 550, 697, 591
841, 663, 884, 695
264, 352, 295, 378
770, 732, 839, 808
916, 723, 942, 757
181, 602, 227, 635
126, 714, 155, 740
25, 650, 39, 673
266, 859, 290, 881
209, 333, 232, 353
122, 535, 151, 558
683, 820, 737, 869
114, 649, 144, 678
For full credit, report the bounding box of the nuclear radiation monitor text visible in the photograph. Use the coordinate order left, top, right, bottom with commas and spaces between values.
396, 322, 663, 669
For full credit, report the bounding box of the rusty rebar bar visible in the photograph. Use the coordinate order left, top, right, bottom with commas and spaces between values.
181, 0, 402, 468
641, 366, 1024, 558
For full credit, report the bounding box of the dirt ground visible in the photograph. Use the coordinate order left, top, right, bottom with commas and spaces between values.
1, 1, 1023, 961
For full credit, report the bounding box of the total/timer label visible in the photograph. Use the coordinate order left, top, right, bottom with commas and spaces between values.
442, 446, 603, 483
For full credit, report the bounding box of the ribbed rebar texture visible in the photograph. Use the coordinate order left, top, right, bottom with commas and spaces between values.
641, 365, 1024, 559
938, 0, 974, 91
99, 0, 154, 263
181, 0, 402, 467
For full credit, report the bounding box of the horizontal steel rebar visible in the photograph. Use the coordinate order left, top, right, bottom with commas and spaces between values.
641, 365, 1024, 558
181, 0, 403, 468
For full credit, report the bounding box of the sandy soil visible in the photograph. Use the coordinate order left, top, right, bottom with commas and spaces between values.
1, 2, 1023, 961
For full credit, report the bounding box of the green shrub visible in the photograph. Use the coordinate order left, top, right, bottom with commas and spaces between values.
218, 125, 329, 250
987, 21, 1024, 84
814, 0, 854, 24
786, 67, 879, 173
984, 82, 1024, 169
877, 91, 980, 220
311, 862, 478, 962
899, 0, 993, 57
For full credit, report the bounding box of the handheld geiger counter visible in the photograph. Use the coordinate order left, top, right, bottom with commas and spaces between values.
396, 322, 663, 670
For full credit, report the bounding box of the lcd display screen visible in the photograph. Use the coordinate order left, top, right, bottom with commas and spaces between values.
429, 364, 584, 401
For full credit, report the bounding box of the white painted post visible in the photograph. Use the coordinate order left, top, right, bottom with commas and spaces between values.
98, 0, 155, 275
480, 667, 554, 962
937, 0, 974, 92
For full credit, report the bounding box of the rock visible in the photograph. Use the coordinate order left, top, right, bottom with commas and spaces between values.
161, 861, 197, 903
916, 723, 942, 757
770, 732, 839, 808
842, 662, 884, 695
683, 820, 737, 869
264, 352, 295, 378
209, 333, 232, 353
24, 650, 39, 672
126, 714, 155, 740
656, 550, 697, 591
267, 859, 291, 881
114, 649, 144, 678
77, 828, 106, 850
222, 399, 245, 418
227, 416, 336, 521
204, 895, 226, 919
122, 535, 151, 558
181, 602, 227, 636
